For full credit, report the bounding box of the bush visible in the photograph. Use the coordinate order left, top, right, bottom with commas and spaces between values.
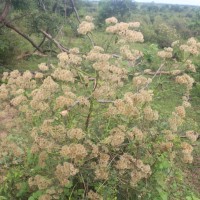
96, 0, 135, 26
0, 30, 17, 65
0, 16, 199, 200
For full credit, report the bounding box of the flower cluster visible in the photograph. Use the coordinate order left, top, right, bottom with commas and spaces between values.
181, 142, 193, 163
105, 16, 118, 24
180, 37, 200, 55
28, 175, 52, 190
77, 21, 95, 35
186, 60, 196, 73
106, 21, 144, 42
175, 73, 194, 90
88, 190, 103, 200
107, 89, 153, 117
157, 47, 173, 59
115, 153, 151, 187
38, 63, 49, 71
0, 16, 198, 199
185, 131, 198, 143
60, 144, 88, 160
55, 162, 79, 185
57, 51, 82, 66
143, 106, 159, 121
133, 75, 152, 88
120, 45, 143, 62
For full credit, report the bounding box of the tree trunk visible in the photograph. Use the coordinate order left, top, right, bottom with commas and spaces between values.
0, 0, 11, 23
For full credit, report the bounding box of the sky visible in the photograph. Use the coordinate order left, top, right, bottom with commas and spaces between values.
135, 0, 200, 6
86, 0, 200, 6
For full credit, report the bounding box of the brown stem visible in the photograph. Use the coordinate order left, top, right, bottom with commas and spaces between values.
69, 0, 81, 23
141, 63, 165, 90
85, 98, 93, 132
69, 0, 95, 47
85, 73, 99, 131
33, 35, 46, 52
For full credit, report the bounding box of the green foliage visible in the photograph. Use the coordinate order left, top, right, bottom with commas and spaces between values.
96, 0, 135, 26
143, 44, 159, 63
154, 22, 180, 48
188, 11, 200, 38
0, 29, 17, 65
11, 0, 36, 10
0, 1, 200, 199
28, 11, 64, 35
0, 24, 199, 200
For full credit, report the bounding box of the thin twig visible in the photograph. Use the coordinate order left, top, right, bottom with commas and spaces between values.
142, 63, 165, 90
40, 29, 69, 52
39, 0, 47, 11
97, 154, 119, 192
69, 0, 95, 47
4, 22, 44, 53
97, 99, 114, 103
33, 35, 46, 52
85, 98, 93, 131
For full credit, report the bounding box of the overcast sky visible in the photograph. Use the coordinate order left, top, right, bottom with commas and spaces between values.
135, 0, 200, 6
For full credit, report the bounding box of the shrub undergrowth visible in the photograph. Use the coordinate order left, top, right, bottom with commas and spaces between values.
0, 16, 199, 200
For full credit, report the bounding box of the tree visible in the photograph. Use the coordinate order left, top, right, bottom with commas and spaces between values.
0, 0, 81, 56
188, 10, 200, 38
96, 0, 135, 26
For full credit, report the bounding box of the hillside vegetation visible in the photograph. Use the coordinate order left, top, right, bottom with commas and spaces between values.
0, 0, 200, 199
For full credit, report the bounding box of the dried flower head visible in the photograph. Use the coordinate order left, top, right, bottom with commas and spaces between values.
85, 16, 94, 22
129, 22, 140, 28
105, 17, 118, 24
38, 63, 49, 71
175, 106, 186, 118
157, 47, 173, 59
77, 21, 95, 35
143, 106, 159, 121
55, 162, 79, 185
60, 144, 88, 160
186, 131, 198, 143
67, 128, 85, 140
88, 190, 103, 200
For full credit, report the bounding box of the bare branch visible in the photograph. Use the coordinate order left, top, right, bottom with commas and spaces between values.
0, 0, 11, 22
40, 30, 69, 53
97, 99, 114, 103
69, 0, 95, 47
141, 63, 165, 90
34, 35, 47, 52
38, 0, 47, 11
144, 70, 182, 76
4, 21, 43, 53
69, 0, 81, 23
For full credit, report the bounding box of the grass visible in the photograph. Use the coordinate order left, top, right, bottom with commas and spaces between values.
1, 29, 200, 198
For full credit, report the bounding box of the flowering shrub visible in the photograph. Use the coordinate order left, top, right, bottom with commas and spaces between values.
0, 16, 199, 200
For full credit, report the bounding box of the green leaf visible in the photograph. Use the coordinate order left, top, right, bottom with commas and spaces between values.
0, 196, 8, 200
156, 187, 168, 200
16, 182, 29, 198
65, 181, 73, 189
28, 197, 35, 200
31, 190, 43, 199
